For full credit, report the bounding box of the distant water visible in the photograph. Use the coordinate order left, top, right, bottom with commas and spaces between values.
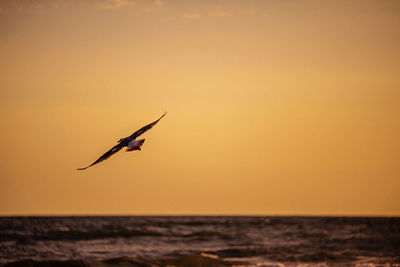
1, 216, 399, 266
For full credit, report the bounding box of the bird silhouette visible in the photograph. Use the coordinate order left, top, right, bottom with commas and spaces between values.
77, 112, 166, 170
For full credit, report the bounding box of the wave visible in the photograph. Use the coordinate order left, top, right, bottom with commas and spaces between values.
3, 254, 237, 267
183, 230, 233, 240
2, 228, 236, 242
2, 228, 163, 242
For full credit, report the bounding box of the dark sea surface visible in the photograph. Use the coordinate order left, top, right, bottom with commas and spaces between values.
0, 216, 399, 266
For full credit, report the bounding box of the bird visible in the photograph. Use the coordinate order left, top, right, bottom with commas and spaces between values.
77, 112, 166, 170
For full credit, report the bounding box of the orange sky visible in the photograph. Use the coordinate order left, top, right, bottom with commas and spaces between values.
0, 0, 399, 216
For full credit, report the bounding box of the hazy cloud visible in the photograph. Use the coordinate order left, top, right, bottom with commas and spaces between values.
183, 13, 201, 19
238, 9, 256, 15
209, 11, 231, 17
96, 0, 136, 10
154, 0, 164, 6
0, 0, 58, 12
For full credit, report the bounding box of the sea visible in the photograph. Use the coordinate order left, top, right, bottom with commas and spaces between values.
0, 216, 399, 266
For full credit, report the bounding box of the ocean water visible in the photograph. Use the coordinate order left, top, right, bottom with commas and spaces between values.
0, 216, 399, 266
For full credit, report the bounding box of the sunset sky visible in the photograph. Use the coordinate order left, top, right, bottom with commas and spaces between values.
0, 0, 399, 216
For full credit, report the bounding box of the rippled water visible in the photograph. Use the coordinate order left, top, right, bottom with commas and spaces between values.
1, 216, 399, 266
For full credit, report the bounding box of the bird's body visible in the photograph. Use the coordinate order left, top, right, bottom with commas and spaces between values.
126, 139, 145, 151
77, 112, 166, 170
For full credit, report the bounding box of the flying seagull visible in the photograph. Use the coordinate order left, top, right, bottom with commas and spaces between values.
77, 112, 166, 170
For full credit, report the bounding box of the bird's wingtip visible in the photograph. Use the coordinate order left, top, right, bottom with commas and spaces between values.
159, 111, 167, 120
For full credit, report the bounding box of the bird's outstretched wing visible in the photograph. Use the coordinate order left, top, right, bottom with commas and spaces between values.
129, 112, 167, 140
77, 143, 124, 170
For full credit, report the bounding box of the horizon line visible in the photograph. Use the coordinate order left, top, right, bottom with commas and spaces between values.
1, 213, 399, 218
